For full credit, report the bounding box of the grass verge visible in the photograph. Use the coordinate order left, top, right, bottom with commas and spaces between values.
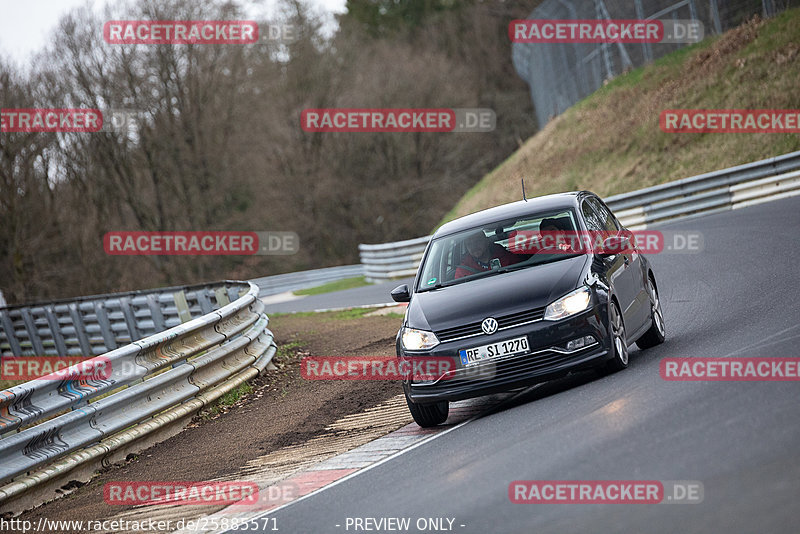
270, 307, 376, 320
200, 382, 255, 420
293, 276, 370, 296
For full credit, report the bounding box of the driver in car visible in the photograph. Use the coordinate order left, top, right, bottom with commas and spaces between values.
538, 217, 575, 252
454, 230, 521, 279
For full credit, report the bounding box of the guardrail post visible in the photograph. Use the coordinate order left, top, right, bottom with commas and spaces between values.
214, 288, 231, 308
173, 291, 192, 323
93, 301, 117, 351
43, 306, 67, 356
145, 293, 166, 334
19, 308, 44, 356
196, 291, 214, 315
118, 296, 140, 343
0, 311, 23, 356
67, 304, 93, 357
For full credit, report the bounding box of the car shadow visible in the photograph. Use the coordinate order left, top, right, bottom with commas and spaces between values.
476, 339, 671, 418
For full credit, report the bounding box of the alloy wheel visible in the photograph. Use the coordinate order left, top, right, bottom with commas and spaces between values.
610, 302, 628, 366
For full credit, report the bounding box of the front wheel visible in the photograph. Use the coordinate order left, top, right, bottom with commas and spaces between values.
405, 393, 449, 427
635, 276, 666, 350
602, 300, 629, 374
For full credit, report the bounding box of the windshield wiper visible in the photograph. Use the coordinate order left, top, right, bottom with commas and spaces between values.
495, 254, 581, 274
496, 263, 530, 274
418, 282, 444, 293
418, 272, 492, 291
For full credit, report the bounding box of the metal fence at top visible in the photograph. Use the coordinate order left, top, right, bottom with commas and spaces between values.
512, 0, 797, 127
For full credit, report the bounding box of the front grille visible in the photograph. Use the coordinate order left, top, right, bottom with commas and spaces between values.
414, 349, 589, 390
435, 306, 546, 342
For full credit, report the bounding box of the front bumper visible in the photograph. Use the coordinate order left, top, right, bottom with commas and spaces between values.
400, 303, 612, 404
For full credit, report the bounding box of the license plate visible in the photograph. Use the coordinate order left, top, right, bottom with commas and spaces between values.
459, 336, 529, 366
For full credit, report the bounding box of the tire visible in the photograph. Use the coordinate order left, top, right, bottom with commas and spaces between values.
602, 300, 629, 374
405, 393, 449, 427
635, 275, 666, 350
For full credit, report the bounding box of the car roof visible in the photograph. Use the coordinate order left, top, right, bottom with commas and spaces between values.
434, 191, 591, 238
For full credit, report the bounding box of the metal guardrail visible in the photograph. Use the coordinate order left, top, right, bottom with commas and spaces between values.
605, 150, 800, 228
0, 282, 247, 358
359, 150, 800, 282
2, 149, 797, 507
250, 264, 364, 298
0, 280, 276, 509
358, 237, 430, 283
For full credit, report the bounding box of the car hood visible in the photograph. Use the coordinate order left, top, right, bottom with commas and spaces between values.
407, 255, 590, 332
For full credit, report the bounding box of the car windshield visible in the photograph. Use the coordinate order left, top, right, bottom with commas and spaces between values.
416, 209, 582, 292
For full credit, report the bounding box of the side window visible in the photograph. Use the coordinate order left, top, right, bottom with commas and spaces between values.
581, 200, 604, 232
588, 197, 620, 233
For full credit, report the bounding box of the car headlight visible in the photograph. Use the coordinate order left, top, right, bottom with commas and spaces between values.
402, 327, 440, 350
544, 286, 592, 321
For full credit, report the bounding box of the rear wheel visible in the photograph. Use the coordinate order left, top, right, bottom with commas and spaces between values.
602, 300, 629, 374
636, 276, 666, 350
405, 393, 449, 427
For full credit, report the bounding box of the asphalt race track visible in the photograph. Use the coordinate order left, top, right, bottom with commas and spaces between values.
245, 196, 800, 533
261, 277, 415, 314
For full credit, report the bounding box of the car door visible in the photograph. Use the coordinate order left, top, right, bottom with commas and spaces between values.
589, 196, 649, 333
581, 198, 638, 336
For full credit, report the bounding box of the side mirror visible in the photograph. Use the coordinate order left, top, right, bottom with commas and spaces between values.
598, 236, 631, 257
391, 284, 411, 303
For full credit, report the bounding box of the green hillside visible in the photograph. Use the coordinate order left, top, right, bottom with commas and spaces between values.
441, 9, 800, 224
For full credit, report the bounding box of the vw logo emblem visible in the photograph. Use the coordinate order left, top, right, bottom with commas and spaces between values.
481, 317, 498, 335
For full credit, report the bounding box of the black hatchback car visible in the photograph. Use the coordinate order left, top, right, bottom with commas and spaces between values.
391, 191, 665, 427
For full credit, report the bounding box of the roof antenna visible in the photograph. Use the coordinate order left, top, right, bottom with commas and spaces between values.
521, 178, 528, 202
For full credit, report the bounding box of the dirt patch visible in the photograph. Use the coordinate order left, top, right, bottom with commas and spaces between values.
12, 310, 404, 532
